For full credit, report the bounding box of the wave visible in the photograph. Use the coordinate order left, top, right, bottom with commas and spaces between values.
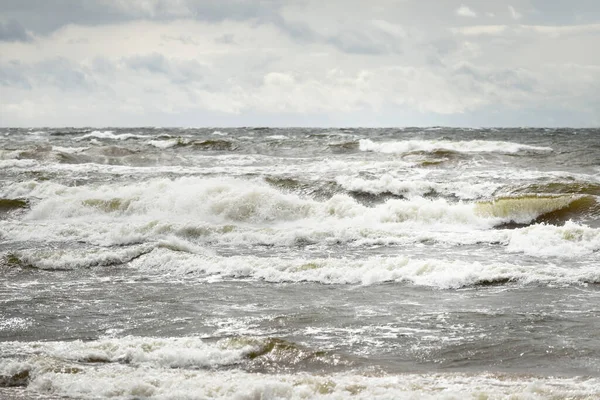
0, 198, 28, 213
0, 336, 258, 370
148, 139, 180, 149
359, 139, 553, 155
0, 336, 345, 384
507, 220, 600, 258
128, 246, 600, 287
337, 175, 437, 199
191, 139, 236, 151
509, 181, 600, 196
48, 129, 91, 136
51, 146, 89, 154
2, 339, 599, 398
3, 245, 152, 271
0, 177, 600, 257
328, 141, 360, 153
336, 175, 505, 201
52, 146, 143, 166
475, 195, 598, 225
75, 131, 146, 141
147, 138, 236, 151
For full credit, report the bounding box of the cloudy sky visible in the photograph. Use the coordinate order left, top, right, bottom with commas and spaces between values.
1, 0, 599, 127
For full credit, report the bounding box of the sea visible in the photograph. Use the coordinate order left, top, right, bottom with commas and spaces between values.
1, 127, 599, 399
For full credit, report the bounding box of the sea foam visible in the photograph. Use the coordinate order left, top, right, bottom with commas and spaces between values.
359, 139, 553, 154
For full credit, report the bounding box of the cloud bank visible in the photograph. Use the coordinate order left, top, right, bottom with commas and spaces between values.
0, 0, 598, 127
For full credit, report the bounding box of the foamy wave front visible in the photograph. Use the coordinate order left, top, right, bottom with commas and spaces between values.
6, 178, 498, 226
359, 139, 553, 154
129, 246, 600, 287
2, 348, 599, 400
1, 178, 598, 259
75, 131, 146, 141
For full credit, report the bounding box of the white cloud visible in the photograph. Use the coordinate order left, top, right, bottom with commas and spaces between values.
520, 24, 600, 37
456, 5, 477, 18
451, 25, 507, 36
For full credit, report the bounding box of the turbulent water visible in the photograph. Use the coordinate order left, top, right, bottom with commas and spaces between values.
1, 127, 599, 399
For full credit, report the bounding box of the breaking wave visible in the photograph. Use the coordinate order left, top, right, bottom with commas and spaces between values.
11, 178, 595, 227
147, 138, 236, 151
475, 195, 598, 225
74, 131, 146, 141
359, 139, 553, 154
127, 246, 600, 287
1, 178, 598, 257
2, 337, 599, 399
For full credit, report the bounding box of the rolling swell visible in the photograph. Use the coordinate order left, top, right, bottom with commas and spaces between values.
510, 181, 600, 196
476, 194, 599, 227
190, 139, 236, 151
328, 141, 359, 153
264, 176, 404, 204
0, 198, 28, 212
358, 139, 552, 155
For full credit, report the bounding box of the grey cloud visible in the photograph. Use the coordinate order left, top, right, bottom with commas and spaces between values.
214, 34, 235, 45
0, 19, 32, 42
454, 64, 537, 94
90, 57, 116, 75
162, 34, 199, 46
122, 53, 208, 86
326, 30, 403, 55
0, 60, 32, 89
0, 58, 93, 91
0, 0, 282, 36
0, 0, 131, 35
126, 53, 171, 74
36, 58, 94, 90
271, 16, 405, 55
529, 0, 600, 24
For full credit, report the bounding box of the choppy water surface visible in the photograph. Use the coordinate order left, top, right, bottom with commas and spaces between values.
1, 127, 600, 399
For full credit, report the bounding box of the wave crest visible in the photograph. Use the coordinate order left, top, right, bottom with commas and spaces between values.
359, 139, 552, 154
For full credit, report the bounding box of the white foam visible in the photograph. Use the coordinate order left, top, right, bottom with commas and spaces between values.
336, 174, 499, 200
336, 174, 439, 198
0, 159, 39, 169
148, 139, 180, 149
6, 245, 152, 270
4, 335, 600, 399
0, 317, 32, 331
2, 178, 598, 260
359, 139, 553, 154
75, 131, 145, 141
1, 336, 256, 369
130, 247, 600, 288
11, 178, 490, 227
3, 357, 598, 400
507, 221, 600, 258
52, 146, 90, 154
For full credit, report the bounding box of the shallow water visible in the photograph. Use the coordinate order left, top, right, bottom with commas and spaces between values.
1, 127, 599, 399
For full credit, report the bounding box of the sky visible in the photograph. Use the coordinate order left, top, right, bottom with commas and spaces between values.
0, 0, 599, 127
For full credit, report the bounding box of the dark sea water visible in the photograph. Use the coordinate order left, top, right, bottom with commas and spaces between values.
1, 127, 599, 399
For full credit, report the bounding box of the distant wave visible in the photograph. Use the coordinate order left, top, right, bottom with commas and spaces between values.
148, 138, 236, 151
359, 139, 553, 154
75, 131, 147, 141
